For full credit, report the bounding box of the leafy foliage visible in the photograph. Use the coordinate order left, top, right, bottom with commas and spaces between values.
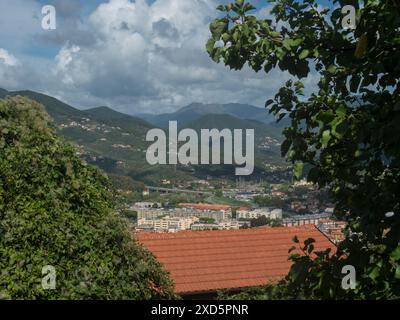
250, 216, 283, 227
0, 97, 176, 299
207, 0, 400, 299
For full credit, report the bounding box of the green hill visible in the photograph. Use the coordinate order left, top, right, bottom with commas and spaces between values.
0, 89, 85, 122
84, 106, 152, 130
186, 113, 282, 139
183, 114, 285, 176
0, 88, 287, 185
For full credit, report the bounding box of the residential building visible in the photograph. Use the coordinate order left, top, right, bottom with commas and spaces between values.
191, 223, 220, 231
178, 203, 231, 212
137, 209, 165, 220
133, 202, 162, 210
191, 220, 240, 231
177, 203, 232, 220
137, 216, 199, 232
282, 213, 331, 227
317, 218, 346, 244
237, 208, 283, 220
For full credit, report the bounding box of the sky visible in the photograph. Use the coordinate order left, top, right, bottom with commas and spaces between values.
0, 0, 327, 115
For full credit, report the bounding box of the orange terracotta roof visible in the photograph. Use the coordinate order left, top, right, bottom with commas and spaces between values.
137, 225, 336, 294
177, 203, 231, 211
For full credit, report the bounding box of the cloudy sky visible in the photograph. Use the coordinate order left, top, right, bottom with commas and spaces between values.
0, 0, 326, 115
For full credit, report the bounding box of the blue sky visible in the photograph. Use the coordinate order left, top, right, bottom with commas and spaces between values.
0, 0, 327, 114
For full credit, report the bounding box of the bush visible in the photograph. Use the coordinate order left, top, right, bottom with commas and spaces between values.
0, 97, 176, 299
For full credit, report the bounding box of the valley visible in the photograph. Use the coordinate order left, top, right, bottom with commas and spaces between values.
0, 88, 291, 194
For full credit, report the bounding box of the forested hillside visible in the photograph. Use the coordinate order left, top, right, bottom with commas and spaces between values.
0, 88, 287, 185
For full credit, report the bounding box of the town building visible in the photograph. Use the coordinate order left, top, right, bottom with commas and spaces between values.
177, 203, 232, 221
137, 208, 165, 220
317, 218, 346, 244
191, 220, 240, 231
133, 202, 162, 210
237, 208, 283, 220
178, 203, 231, 212
137, 207, 229, 222
137, 216, 199, 233
282, 212, 331, 227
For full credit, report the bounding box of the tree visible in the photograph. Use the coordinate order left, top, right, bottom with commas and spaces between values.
199, 217, 216, 224
254, 195, 285, 207
250, 216, 282, 227
215, 190, 223, 197
122, 210, 138, 222
207, 0, 400, 299
0, 97, 176, 299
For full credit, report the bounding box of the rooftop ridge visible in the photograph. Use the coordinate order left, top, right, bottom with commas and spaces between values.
137, 224, 317, 240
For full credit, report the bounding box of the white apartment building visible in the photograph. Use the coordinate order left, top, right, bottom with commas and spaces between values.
137, 209, 166, 220
137, 216, 199, 232
237, 208, 283, 220
191, 220, 240, 231
133, 202, 162, 210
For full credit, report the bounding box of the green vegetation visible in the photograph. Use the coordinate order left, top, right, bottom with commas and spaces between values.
0, 97, 176, 299
250, 216, 283, 228
208, 0, 400, 299
198, 217, 216, 224
254, 195, 286, 207
204, 195, 248, 207
122, 210, 138, 222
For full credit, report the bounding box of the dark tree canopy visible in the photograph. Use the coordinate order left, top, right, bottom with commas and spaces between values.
207, 0, 400, 299
0, 96, 176, 299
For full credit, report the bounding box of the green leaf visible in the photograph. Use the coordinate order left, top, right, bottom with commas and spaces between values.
299, 49, 310, 60
210, 19, 228, 40
235, 0, 244, 6
327, 64, 337, 74
321, 130, 331, 148
265, 99, 274, 107
293, 161, 304, 179
390, 247, 400, 261
206, 39, 215, 54
369, 266, 380, 281
216, 4, 225, 11
395, 266, 400, 279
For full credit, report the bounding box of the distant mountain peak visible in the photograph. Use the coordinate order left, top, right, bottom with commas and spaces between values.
139, 102, 275, 128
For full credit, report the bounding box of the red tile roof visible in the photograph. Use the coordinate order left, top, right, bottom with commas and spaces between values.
137, 225, 336, 294
177, 203, 231, 211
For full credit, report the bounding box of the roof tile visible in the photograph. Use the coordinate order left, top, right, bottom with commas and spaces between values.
137, 225, 336, 294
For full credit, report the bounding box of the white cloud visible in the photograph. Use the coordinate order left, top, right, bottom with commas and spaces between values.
0, 48, 20, 67
0, 48, 25, 89
1, 0, 319, 115
51, 0, 289, 113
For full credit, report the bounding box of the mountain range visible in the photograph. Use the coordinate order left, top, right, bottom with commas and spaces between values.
0, 88, 288, 186
138, 102, 276, 127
